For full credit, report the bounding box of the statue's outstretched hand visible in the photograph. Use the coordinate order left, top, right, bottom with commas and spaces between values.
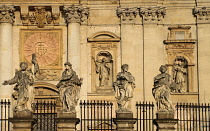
2, 81, 8, 85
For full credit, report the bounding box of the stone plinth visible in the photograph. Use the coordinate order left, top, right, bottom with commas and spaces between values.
56, 112, 80, 131
154, 111, 178, 131
113, 111, 137, 131
9, 111, 34, 131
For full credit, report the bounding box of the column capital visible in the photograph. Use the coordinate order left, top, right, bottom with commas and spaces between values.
63, 4, 89, 24
0, 5, 15, 24
116, 7, 138, 23
194, 6, 210, 23
140, 7, 166, 24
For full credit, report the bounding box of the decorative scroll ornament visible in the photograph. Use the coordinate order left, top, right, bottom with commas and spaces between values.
194, 7, 210, 22
0, 5, 15, 23
63, 5, 89, 23
116, 7, 138, 21
140, 7, 166, 22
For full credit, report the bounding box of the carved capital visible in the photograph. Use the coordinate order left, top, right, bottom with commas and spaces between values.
194, 7, 210, 23
116, 7, 138, 22
140, 7, 166, 23
63, 5, 89, 24
0, 5, 15, 24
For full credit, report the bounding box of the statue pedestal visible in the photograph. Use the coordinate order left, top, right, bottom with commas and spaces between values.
9, 111, 34, 131
154, 111, 178, 131
56, 112, 80, 131
113, 111, 137, 131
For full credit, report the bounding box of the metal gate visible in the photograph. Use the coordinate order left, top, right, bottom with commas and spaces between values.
33, 100, 57, 131
79, 100, 116, 131
0, 99, 11, 131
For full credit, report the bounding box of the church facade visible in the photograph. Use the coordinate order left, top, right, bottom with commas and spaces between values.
0, 0, 210, 130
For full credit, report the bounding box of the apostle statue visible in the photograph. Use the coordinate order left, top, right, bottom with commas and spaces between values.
172, 56, 187, 93
56, 62, 83, 113
152, 65, 174, 113
2, 54, 39, 113
92, 57, 110, 87
113, 64, 135, 112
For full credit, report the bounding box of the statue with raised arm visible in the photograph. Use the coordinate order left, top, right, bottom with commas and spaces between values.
56, 62, 83, 113
152, 65, 174, 113
113, 64, 135, 112
2, 54, 39, 114
92, 57, 110, 87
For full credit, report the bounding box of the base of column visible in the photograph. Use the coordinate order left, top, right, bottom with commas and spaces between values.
56, 112, 80, 131
113, 111, 137, 131
9, 111, 34, 131
154, 111, 178, 131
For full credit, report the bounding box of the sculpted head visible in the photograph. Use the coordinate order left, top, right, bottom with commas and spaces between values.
64, 62, 72, 70
159, 65, 167, 73
121, 64, 129, 72
20, 62, 28, 71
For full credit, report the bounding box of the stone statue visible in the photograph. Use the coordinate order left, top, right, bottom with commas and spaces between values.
172, 56, 187, 93
152, 65, 174, 113
2, 54, 39, 114
56, 62, 83, 113
113, 64, 135, 112
92, 57, 110, 87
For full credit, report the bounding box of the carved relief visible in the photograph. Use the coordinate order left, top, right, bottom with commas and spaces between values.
116, 7, 138, 22
20, 6, 60, 27
140, 7, 166, 23
63, 5, 89, 23
20, 30, 63, 81
194, 7, 210, 23
0, 5, 15, 23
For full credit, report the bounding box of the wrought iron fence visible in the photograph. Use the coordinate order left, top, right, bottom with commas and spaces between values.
176, 103, 210, 131
33, 100, 57, 131
0, 99, 11, 131
79, 100, 116, 131
136, 101, 155, 131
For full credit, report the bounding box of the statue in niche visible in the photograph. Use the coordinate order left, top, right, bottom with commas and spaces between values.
113, 64, 135, 112
2, 54, 39, 114
171, 56, 188, 93
56, 62, 83, 113
152, 65, 174, 113
92, 51, 112, 87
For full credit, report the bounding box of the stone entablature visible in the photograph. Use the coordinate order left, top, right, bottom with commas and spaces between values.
63, 4, 89, 23
194, 7, 210, 23
0, 5, 15, 23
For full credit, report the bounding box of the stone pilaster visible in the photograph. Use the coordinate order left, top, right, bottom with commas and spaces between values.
0, 5, 15, 99
56, 112, 80, 131
116, 7, 138, 74
194, 7, 210, 24
63, 5, 89, 76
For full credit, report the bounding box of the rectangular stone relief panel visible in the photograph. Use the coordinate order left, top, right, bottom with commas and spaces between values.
91, 42, 117, 94
20, 29, 63, 81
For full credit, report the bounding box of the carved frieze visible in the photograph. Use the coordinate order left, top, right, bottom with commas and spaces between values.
63, 5, 89, 23
0, 5, 15, 23
194, 7, 210, 23
20, 6, 60, 27
116, 7, 138, 22
140, 7, 166, 23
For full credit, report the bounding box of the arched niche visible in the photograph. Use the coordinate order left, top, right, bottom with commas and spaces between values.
88, 31, 120, 94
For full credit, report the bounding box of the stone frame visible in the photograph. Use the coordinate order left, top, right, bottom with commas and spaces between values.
88, 31, 120, 94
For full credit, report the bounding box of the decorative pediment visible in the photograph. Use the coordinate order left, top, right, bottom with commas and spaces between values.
88, 31, 120, 42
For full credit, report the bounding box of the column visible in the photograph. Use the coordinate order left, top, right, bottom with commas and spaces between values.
0, 5, 15, 99
140, 7, 166, 101
63, 5, 89, 76
194, 7, 210, 103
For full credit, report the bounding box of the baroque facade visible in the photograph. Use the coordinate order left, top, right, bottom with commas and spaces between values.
0, 0, 210, 118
